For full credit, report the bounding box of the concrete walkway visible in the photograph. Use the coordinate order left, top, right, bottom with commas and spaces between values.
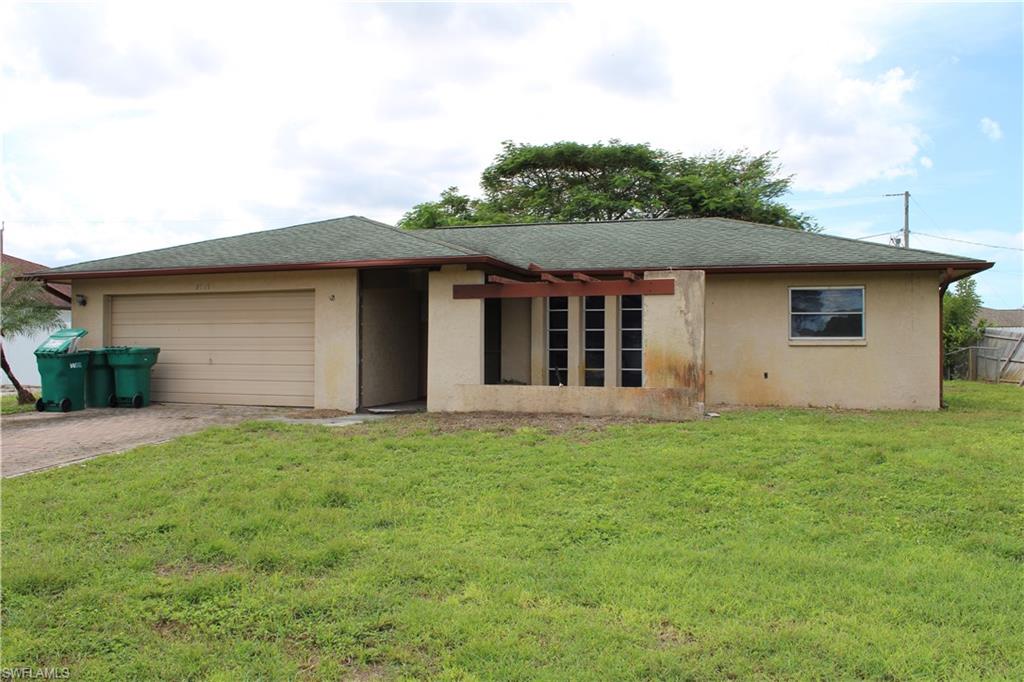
1, 404, 385, 477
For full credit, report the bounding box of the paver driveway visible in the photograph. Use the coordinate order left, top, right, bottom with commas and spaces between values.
1, 403, 290, 477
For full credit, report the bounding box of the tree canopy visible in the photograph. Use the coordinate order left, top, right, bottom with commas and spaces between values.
398, 141, 818, 231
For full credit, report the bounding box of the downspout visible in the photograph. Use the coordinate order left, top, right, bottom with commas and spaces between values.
938, 267, 956, 408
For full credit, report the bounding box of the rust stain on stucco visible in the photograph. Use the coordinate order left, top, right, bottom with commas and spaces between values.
644, 345, 704, 394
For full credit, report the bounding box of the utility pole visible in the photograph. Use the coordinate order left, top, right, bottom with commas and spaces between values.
884, 191, 910, 248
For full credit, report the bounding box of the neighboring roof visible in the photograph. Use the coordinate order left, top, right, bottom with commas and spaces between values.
427, 217, 990, 271
2, 253, 71, 308
31, 215, 991, 279
977, 306, 1024, 328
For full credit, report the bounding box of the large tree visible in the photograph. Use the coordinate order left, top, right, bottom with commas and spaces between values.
399, 141, 818, 231
1, 266, 66, 404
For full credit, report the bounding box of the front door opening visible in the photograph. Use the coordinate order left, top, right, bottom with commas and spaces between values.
358, 269, 428, 411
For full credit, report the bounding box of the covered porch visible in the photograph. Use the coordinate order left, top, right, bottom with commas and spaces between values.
425, 266, 706, 420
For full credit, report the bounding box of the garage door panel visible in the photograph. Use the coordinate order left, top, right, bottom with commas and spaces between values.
112, 322, 314, 339
111, 308, 316, 324
154, 363, 314, 382
112, 291, 314, 313
155, 377, 313, 397
155, 391, 311, 407
110, 291, 315, 407
112, 337, 313, 352
157, 349, 313, 366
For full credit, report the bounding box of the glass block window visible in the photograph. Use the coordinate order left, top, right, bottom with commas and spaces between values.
547, 296, 569, 385
620, 295, 643, 387
584, 296, 605, 386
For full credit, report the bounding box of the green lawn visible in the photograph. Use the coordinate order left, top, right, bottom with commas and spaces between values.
1, 394, 37, 415
2, 382, 1021, 680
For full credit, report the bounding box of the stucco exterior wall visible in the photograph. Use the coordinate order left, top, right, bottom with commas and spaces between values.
643, 271, 705, 403
705, 270, 941, 410
69, 270, 359, 410
427, 266, 485, 411
451, 384, 702, 420
500, 298, 532, 384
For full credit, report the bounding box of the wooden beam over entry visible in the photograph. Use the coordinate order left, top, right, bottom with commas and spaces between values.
487, 275, 523, 285
453, 277, 675, 299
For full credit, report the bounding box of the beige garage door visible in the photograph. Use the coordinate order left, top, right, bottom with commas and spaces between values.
110, 291, 314, 406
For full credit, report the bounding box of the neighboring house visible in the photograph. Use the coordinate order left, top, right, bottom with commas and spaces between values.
2, 254, 72, 387
976, 306, 1024, 333
29, 216, 992, 417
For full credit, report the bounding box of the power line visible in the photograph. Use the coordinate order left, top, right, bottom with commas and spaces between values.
913, 231, 1023, 252
851, 231, 896, 240
909, 195, 1023, 251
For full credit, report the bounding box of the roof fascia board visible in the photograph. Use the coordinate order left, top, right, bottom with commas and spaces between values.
26, 255, 533, 281
540, 261, 994, 276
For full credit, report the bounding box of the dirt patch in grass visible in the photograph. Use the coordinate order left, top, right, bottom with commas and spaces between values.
349, 411, 658, 438
657, 621, 697, 648
342, 664, 390, 681
154, 561, 234, 578
285, 408, 354, 419
152, 617, 190, 639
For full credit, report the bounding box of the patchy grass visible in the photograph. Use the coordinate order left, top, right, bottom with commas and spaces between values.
1, 394, 37, 415
1, 381, 1021, 680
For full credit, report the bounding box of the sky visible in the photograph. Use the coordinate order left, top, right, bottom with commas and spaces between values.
1, 1, 1021, 308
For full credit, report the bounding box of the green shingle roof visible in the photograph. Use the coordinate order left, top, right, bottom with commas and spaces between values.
42, 216, 471, 274
424, 217, 988, 270
38, 215, 988, 277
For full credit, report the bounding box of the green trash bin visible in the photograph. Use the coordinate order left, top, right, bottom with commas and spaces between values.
107, 347, 160, 408
85, 349, 117, 408
34, 328, 90, 413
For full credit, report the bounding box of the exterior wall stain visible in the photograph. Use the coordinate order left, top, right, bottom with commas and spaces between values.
643, 271, 706, 401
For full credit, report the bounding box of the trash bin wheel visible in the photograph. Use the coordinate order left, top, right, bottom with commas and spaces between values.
35, 398, 45, 412
107, 393, 117, 408
131, 393, 144, 409
59, 398, 72, 413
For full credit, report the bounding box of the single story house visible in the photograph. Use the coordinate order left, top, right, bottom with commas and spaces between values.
976, 306, 1024, 333
30, 216, 992, 418
2, 253, 72, 387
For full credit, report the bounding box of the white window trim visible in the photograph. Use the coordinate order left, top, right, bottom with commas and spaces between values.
619, 295, 644, 387
788, 286, 866, 343
547, 297, 569, 385
584, 296, 605, 386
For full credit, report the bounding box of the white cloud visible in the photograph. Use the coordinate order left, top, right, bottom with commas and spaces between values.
979, 116, 1003, 141
920, 156, 934, 168
1, 2, 934, 266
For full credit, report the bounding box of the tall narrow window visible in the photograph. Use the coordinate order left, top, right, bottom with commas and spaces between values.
484, 299, 502, 385
584, 296, 605, 386
620, 295, 643, 387
547, 296, 568, 385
